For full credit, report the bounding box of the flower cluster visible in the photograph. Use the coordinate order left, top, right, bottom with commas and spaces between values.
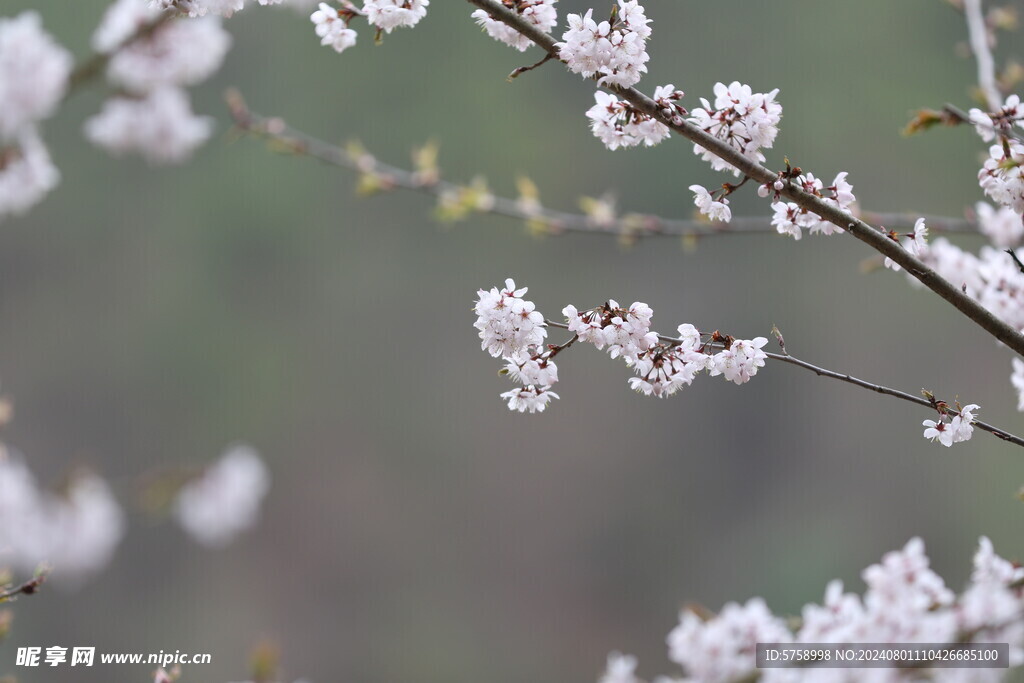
0, 12, 71, 219
174, 444, 271, 547
0, 131, 61, 221
603, 537, 1024, 683
86, 0, 229, 164
472, 0, 558, 52
969, 94, 1024, 143
150, 0, 287, 17
688, 184, 731, 223
311, 3, 358, 52
86, 87, 216, 165
922, 402, 979, 447
688, 81, 782, 175
364, 0, 429, 33
0, 454, 124, 580
311, 0, 428, 52
557, 1, 651, 88
476, 281, 771, 413
767, 172, 856, 240
976, 200, 1024, 248
882, 217, 929, 271
979, 138, 1024, 214
585, 86, 679, 150
474, 279, 558, 413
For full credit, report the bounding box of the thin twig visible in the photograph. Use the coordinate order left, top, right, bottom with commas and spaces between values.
464, 0, 1024, 358
508, 53, 554, 80
224, 92, 981, 241
963, 0, 1002, 110
0, 572, 47, 604
544, 319, 1024, 450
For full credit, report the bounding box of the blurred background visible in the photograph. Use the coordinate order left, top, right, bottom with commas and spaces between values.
1, 1, 1023, 681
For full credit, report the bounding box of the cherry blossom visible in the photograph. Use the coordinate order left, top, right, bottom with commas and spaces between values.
0, 12, 72, 141
884, 218, 928, 271
613, 538, 1023, 682
1012, 358, 1024, 411
84, 87, 214, 164
689, 184, 731, 223
922, 403, 979, 447
0, 455, 124, 580
472, 0, 558, 52
500, 384, 559, 413
976, 201, 1024, 248
474, 278, 547, 359
599, 653, 641, 683
709, 336, 768, 385
979, 138, 1024, 213
174, 445, 271, 547
586, 90, 672, 150
311, 2, 358, 53
667, 598, 792, 683
101, 6, 232, 93
0, 129, 60, 219
557, 1, 651, 88
969, 94, 1024, 142
688, 82, 782, 175
150, 0, 247, 17
768, 173, 855, 240
364, 0, 429, 33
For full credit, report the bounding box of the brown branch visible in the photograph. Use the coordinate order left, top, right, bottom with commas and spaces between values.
464, 0, 1024, 358
224, 91, 980, 242
544, 319, 1024, 450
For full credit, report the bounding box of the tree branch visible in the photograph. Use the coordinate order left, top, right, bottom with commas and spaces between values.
464, 0, 1024, 358
225, 91, 980, 242
963, 0, 1002, 110
544, 320, 1024, 450
0, 572, 47, 604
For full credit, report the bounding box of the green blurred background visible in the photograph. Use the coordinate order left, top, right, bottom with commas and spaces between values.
2, 1, 1023, 681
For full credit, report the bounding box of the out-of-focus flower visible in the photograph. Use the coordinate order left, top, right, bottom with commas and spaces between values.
0, 12, 72, 141
84, 87, 213, 165
174, 445, 271, 547
0, 454, 124, 581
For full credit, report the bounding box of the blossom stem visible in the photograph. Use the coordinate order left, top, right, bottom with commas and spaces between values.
224, 92, 979, 240
465, 0, 1024, 358
544, 319, 1024, 449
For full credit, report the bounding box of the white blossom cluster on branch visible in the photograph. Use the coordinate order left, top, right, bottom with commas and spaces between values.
85, 0, 231, 164
558, 1, 651, 88
600, 537, 1024, 683
768, 172, 857, 239
472, 0, 558, 52
309, 0, 429, 54
475, 279, 771, 413
688, 81, 783, 174
586, 85, 681, 150
149, 0, 312, 17
473, 279, 990, 449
